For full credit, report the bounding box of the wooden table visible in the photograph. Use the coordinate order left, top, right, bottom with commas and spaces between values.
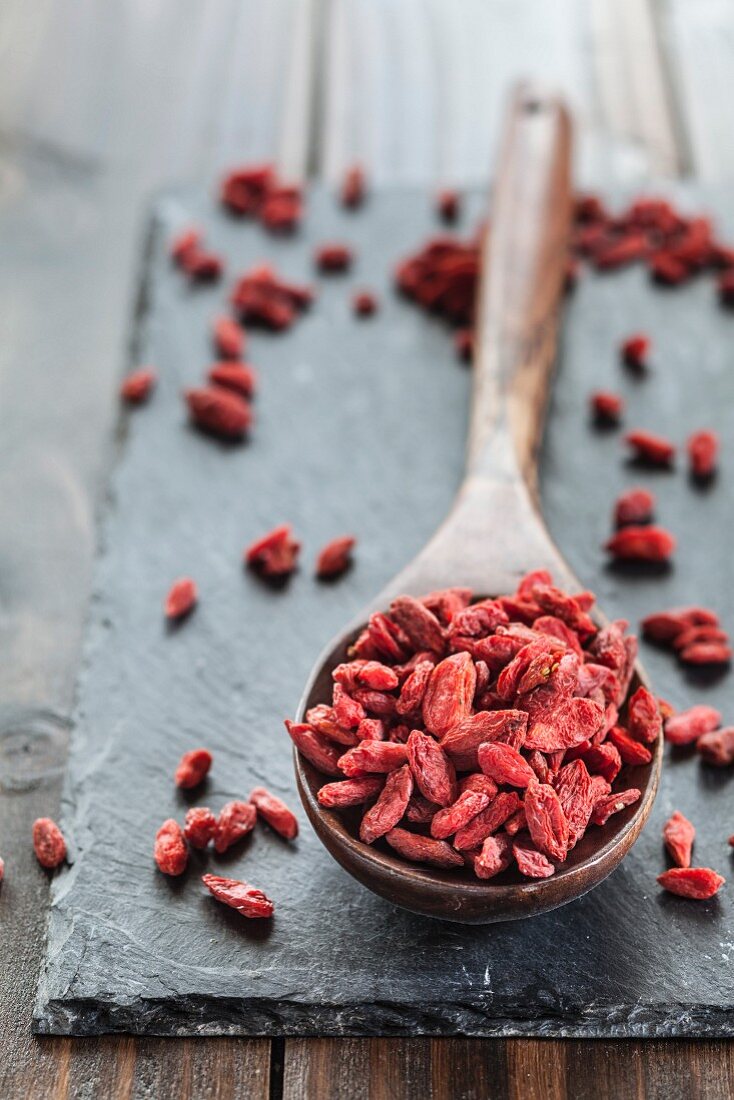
1, 2, 732, 1095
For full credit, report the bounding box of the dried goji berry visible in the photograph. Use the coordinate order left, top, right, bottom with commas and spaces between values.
352, 290, 378, 317
614, 488, 655, 528
315, 536, 356, 579
453, 791, 521, 851
679, 642, 732, 665
121, 367, 157, 404
580, 742, 622, 783
154, 819, 188, 876
315, 243, 353, 273
642, 606, 719, 645
513, 840, 555, 878
657, 867, 724, 900
220, 163, 275, 216
605, 526, 676, 562
246, 525, 300, 578
697, 726, 734, 766
407, 730, 456, 806
663, 811, 695, 868
171, 227, 201, 265
625, 430, 675, 466
620, 333, 650, 368
165, 577, 198, 619
672, 625, 729, 653
396, 660, 434, 717
664, 706, 721, 745
175, 748, 212, 789
202, 873, 274, 918
249, 787, 298, 840
306, 704, 358, 746
430, 789, 491, 840
591, 390, 623, 424
184, 807, 217, 848
385, 827, 464, 869
687, 430, 719, 478
524, 782, 569, 861
436, 189, 460, 224
422, 652, 476, 738
525, 697, 604, 752
607, 725, 652, 764
185, 387, 252, 440
33, 817, 67, 870
359, 764, 413, 844
317, 776, 384, 808
404, 793, 438, 825
338, 740, 409, 777
650, 248, 688, 282
552, 759, 595, 848
441, 709, 528, 759
214, 801, 257, 853
213, 315, 245, 359
474, 833, 513, 879
186, 250, 224, 281
590, 788, 641, 825
285, 720, 342, 775
359, 717, 387, 741
208, 362, 257, 399
627, 686, 662, 743
477, 742, 535, 788
341, 165, 366, 209
390, 595, 446, 655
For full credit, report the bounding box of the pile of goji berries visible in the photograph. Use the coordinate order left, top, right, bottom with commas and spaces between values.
286, 571, 660, 881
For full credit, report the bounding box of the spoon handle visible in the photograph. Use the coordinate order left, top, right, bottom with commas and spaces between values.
466, 84, 572, 497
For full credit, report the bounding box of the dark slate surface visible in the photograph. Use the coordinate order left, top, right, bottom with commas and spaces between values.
36, 186, 734, 1037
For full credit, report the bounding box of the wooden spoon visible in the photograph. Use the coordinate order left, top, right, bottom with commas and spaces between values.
293, 86, 662, 923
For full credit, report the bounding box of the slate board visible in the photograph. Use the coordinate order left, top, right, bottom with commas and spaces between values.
35, 185, 734, 1038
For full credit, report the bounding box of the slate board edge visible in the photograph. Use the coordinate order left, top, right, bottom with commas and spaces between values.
33, 998, 734, 1039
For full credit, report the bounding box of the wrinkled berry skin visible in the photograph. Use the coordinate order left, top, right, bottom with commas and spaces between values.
33, 818, 67, 870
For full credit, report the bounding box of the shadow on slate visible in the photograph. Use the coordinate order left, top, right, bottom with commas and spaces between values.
35, 186, 734, 1038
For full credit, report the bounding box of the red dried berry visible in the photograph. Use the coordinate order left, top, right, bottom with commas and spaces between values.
154, 819, 188, 876
260, 187, 303, 233
513, 840, 555, 878
359, 764, 413, 844
352, 290, 378, 317
627, 686, 662, 744
165, 577, 198, 620
477, 742, 536, 788
185, 387, 252, 440
679, 642, 732, 665
430, 789, 491, 840
524, 782, 569, 861
213, 315, 245, 360
664, 706, 721, 745
285, 720, 342, 775
185, 250, 224, 281
317, 776, 384, 808
32, 818, 67, 870
184, 807, 217, 849
208, 362, 257, 400
175, 748, 212, 789
607, 726, 652, 765
316, 535, 356, 579
620, 333, 650, 368
220, 163, 275, 216
605, 525, 676, 562
591, 390, 623, 423
672, 625, 729, 653
663, 811, 695, 868
121, 367, 157, 404
422, 652, 476, 738
625, 430, 675, 466
473, 834, 513, 879
338, 740, 408, 776
436, 189, 460, 224
246, 524, 301, 578
650, 253, 688, 285
453, 791, 521, 851
341, 165, 366, 209
214, 801, 257, 854
657, 867, 724, 900
385, 827, 464, 869
202, 873, 274, 918
406, 730, 456, 807
642, 606, 719, 645
249, 787, 298, 840
524, 697, 603, 753
687, 429, 719, 479
614, 488, 655, 528
315, 243, 353, 273
697, 726, 734, 766
171, 227, 201, 265
590, 788, 641, 826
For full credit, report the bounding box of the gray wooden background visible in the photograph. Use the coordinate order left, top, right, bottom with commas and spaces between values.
1, 1, 733, 1096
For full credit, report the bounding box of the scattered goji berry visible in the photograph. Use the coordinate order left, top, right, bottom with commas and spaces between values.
208, 362, 257, 399
246, 524, 300, 577
214, 801, 257, 853
171, 227, 201, 266
687, 429, 719, 479
186, 250, 224, 281
642, 607, 719, 645
663, 811, 695, 868
202, 873, 274, 918
184, 807, 217, 849
220, 163, 275, 216
664, 706, 721, 745
316, 535, 356, 579
213, 316, 245, 359
165, 577, 198, 620
591, 390, 624, 424
185, 387, 252, 439
315, 243, 353, 273
679, 642, 732, 666
352, 289, 378, 317
605, 525, 676, 562
625, 430, 675, 466
436, 189, 460, 224
121, 367, 157, 404
620, 333, 650, 368
175, 748, 212, 789
341, 165, 366, 209
657, 867, 724, 899
697, 726, 734, 766
154, 819, 188, 876
614, 488, 655, 528
249, 787, 298, 840
33, 818, 67, 870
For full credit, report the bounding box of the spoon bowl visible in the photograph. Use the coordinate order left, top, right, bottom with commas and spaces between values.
292, 86, 663, 922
